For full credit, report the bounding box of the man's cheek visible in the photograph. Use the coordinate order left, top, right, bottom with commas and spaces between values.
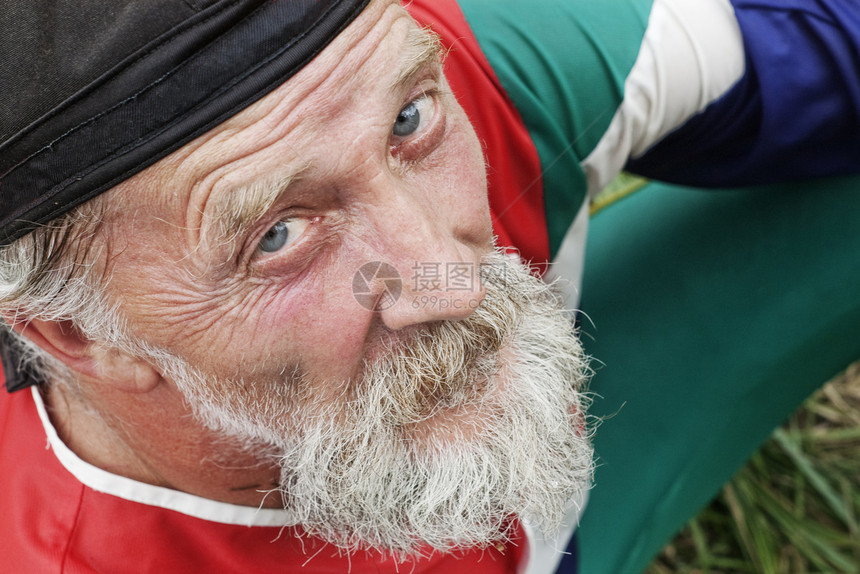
437, 130, 493, 244
119, 274, 301, 374
226, 274, 373, 381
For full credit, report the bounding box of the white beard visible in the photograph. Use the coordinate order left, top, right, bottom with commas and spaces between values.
153, 251, 593, 557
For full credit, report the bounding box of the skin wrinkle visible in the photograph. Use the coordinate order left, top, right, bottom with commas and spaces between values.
116, 192, 344, 352
122, 271, 265, 353
235, 3, 408, 163
171, 13, 440, 278
188, 288, 294, 361
53, 378, 174, 486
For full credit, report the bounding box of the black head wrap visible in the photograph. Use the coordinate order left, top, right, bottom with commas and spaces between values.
0, 0, 371, 391
0, 0, 372, 245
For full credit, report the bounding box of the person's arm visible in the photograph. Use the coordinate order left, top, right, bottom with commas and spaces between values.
624, 0, 860, 188
582, 0, 745, 193
459, 0, 860, 195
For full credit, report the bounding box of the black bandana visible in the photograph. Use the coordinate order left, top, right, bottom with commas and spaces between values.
0, 0, 372, 392
0, 0, 372, 245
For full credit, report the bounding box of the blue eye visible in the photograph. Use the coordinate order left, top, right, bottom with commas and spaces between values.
259, 221, 290, 253
256, 218, 312, 255
393, 101, 421, 137
392, 95, 436, 142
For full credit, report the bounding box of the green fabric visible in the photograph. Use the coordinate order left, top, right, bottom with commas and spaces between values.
457, 0, 653, 257
578, 177, 860, 573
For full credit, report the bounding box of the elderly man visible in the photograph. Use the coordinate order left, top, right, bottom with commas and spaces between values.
1, 0, 859, 572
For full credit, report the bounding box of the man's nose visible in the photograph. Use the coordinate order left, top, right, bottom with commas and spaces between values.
356, 183, 489, 331
375, 256, 487, 330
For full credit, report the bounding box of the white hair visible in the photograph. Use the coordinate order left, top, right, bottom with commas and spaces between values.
0, 197, 129, 387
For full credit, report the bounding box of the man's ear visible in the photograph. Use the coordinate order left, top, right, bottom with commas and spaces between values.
7, 317, 161, 393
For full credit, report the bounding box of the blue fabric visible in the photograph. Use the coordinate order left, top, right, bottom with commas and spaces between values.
555, 531, 579, 573
627, 0, 860, 186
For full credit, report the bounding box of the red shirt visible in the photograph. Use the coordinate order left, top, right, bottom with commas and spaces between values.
0, 386, 526, 573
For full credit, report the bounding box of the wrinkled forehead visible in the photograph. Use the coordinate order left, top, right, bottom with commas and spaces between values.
0, 0, 385, 245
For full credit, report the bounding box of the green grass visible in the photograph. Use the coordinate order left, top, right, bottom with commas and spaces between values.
646, 363, 860, 574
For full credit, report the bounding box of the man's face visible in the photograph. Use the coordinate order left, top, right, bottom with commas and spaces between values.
93, 0, 591, 556
107, 0, 492, 385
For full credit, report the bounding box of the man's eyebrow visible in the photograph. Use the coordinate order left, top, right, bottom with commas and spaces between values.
390, 25, 443, 90
208, 168, 306, 248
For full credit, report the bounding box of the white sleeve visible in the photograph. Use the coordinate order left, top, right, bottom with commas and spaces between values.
581, 0, 746, 197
